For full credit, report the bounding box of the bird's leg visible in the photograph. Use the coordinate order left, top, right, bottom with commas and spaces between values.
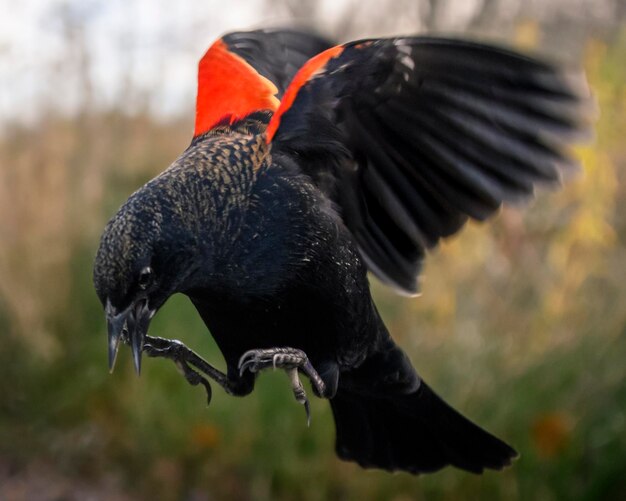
143, 335, 231, 404
238, 347, 326, 426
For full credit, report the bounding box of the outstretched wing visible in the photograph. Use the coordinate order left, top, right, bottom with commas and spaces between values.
266, 37, 594, 294
193, 29, 333, 137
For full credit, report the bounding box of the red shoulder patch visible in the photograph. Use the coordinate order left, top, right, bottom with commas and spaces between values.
265, 45, 344, 143
194, 39, 281, 137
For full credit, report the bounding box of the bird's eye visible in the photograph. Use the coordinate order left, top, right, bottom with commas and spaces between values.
138, 266, 154, 290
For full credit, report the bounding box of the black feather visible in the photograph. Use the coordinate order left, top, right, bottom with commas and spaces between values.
331, 331, 517, 474
95, 31, 591, 479
270, 36, 592, 292
223, 29, 334, 98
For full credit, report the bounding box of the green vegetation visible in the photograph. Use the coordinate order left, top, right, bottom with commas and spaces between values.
1, 26, 625, 501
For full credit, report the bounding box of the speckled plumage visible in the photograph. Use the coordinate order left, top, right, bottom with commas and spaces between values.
95, 114, 372, 363
94, 29, 592, 475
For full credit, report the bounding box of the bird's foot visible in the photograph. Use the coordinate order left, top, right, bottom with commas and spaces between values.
238, 347, 325, 426
143, 335, 230, 405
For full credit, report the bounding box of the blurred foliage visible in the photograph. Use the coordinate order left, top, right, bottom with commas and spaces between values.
1, 11, 626, 501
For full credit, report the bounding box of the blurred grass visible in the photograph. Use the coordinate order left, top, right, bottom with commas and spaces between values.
1, 23, 626, 501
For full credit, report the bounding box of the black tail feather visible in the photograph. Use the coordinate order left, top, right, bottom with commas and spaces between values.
330, 381, 518, 474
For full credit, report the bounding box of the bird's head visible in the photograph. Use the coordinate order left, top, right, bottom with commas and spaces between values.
93, 187, 198, 374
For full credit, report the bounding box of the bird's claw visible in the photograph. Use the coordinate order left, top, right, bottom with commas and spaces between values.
238, 347, 304, 375
287, 367, 312, 426
143, 336, 214, 405
176, 360, 213, 406
238, 347, 325, 426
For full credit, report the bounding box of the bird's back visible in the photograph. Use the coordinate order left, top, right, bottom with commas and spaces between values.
94, 29, 591, 475
182, 125, 378, 372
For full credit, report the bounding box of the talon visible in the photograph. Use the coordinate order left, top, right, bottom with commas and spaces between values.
238, 350, 258, 376
239, 358, 255, 377
175, 359, 213, 405
303, 399, 311, 427
236, 347, 326, 423
238, 350, 254, 369
141, 335, 231, 403
194, 375, 212, 406
287, 368, 311, 426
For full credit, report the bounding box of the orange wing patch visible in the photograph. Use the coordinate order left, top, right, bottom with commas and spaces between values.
194, 39, 281, 137
265, 45, 344, 143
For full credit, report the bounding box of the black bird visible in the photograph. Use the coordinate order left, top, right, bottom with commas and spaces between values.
93, 28, 592, 474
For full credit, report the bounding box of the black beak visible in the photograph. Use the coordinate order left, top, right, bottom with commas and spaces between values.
106, 298, 155, 375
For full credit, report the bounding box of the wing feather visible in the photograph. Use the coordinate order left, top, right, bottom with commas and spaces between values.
222, 29, 334, 98
193, 29, 333, 137
268, 36, 593, 293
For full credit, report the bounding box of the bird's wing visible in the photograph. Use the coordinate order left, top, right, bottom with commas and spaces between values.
266, 37, 594, 294
194, 29, 333, 137
221, 29, 334, 98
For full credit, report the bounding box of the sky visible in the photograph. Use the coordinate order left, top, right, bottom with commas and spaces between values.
0, 0, 489, 125
0, 0, 285, 124
0, 0, 620, 126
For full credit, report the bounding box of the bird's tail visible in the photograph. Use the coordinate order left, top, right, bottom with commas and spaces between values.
329, 340, 518, 474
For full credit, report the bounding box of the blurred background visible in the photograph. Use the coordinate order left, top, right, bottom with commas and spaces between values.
1, 0, 625, 499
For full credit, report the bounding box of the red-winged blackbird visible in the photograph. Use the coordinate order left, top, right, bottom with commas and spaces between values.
93, 28, 592, 474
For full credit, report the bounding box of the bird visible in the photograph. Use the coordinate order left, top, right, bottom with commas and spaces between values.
93, 28, 592, 475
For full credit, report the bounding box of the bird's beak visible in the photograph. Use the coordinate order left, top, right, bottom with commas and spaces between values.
106, 298, 155, 375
